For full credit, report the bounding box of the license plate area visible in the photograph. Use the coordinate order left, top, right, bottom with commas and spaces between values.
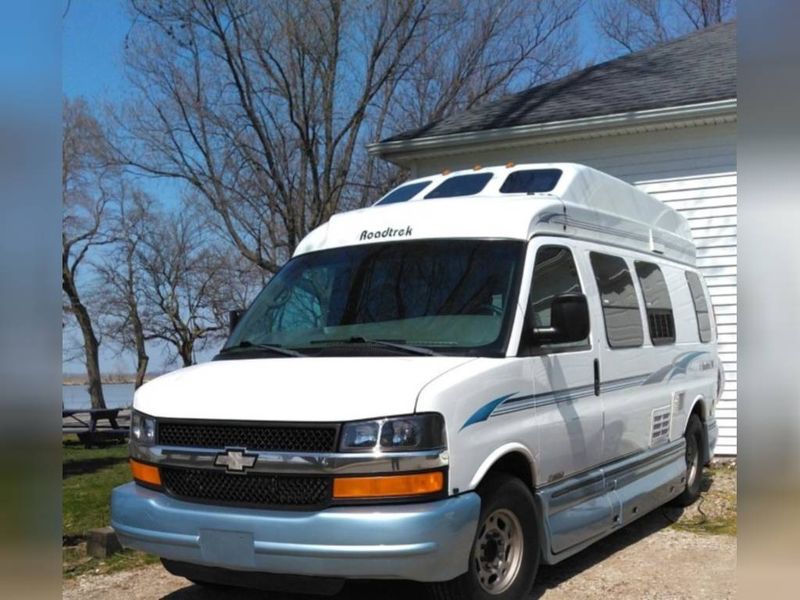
199, 529, 255, 568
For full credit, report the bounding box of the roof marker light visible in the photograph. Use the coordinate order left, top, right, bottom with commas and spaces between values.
441, 169, 451, 175
505, 162, 515, 168
472, 164, 482, 171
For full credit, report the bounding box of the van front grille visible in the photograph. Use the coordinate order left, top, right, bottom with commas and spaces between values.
161, 467, 332, 508
157, 422, 338, 453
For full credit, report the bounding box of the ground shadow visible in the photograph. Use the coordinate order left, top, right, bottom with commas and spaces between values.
157, 511, 681, 600
532, 469, 714, 598
63, 456, 128, 478
159, 472, 715, 600
62, 439, 128, 478
531, 508, 679, 598
160, 578, 423, 600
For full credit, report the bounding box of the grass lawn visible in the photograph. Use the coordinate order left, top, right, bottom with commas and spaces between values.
62, 437, 159, 578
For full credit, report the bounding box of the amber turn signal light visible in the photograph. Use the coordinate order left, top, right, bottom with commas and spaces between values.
333, 471, 444, 499
130, 459, 162, 487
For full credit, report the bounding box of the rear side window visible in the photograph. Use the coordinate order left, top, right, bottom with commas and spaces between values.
376, 181, 431, 206
590, 253, 644, 348
635, 262, 675, 345
685, 271, 713, 343
500, 169, 562, 194
424, 173, 493, 199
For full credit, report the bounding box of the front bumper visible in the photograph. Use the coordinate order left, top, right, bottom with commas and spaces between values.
111, 482, 480, 582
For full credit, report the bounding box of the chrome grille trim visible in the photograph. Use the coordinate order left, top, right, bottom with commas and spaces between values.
131, 444, 449, 476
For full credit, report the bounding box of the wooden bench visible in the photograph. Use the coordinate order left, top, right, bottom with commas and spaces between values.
63, 408, 129, 448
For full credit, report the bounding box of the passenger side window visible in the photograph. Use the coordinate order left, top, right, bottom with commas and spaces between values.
635, 262, 675, 345
527, 245, 589, 351
590, 253, 644, 348
685, 271, 713, 343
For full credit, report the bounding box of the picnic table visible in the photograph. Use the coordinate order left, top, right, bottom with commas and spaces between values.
62, 407, 130, 448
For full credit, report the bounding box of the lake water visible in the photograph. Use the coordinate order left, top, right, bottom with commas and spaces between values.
62, 383, 135, 410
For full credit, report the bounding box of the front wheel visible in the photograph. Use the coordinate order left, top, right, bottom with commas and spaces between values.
671, 414, 704, 507
429, 474, 540, 600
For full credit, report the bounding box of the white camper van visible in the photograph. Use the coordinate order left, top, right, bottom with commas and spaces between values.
112, 163, 722, 599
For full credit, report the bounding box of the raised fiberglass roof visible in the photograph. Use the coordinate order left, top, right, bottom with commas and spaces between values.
295, 163, 695, 266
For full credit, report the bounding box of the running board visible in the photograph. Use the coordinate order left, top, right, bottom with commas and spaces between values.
535, 439, 686, 565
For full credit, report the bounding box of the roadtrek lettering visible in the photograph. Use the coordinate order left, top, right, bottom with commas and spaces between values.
360, 226, 413, 241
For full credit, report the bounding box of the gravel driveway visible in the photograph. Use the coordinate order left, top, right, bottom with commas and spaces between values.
64, 466, 736, 599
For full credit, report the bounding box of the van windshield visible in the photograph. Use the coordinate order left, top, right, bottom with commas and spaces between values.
222, 240, 524, 358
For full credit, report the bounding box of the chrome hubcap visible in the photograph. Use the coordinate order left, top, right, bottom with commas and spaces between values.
687, 435, 699, 487
473, 508, 524, 594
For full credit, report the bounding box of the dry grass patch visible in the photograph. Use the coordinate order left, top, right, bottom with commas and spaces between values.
669, 460, 737, 536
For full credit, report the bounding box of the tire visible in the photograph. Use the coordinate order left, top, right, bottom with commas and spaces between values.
429, 473, 540, 600
671, 414, 704, 507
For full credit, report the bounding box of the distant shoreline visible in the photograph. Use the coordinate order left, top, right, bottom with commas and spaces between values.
62, 374, 163, 386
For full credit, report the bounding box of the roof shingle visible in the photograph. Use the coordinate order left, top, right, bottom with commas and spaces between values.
383, 21, 736, 143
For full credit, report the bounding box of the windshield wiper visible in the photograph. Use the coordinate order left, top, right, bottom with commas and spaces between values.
310, 336, 441, 356
220, 341, 305, 358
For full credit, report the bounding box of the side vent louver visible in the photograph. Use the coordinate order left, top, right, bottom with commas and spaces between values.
650, 407, 671, 447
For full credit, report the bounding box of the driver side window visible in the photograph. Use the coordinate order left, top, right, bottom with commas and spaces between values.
262, 268, 333, 333
525, 245, 589, 353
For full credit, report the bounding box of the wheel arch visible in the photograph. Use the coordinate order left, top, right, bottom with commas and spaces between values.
468, 443, 537, 491
468, 445, 550, 570
686, 395, 710, 464
687, 395, 707, 422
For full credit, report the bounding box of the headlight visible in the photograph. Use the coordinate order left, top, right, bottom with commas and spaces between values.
339, 414, 445, 453
131, 411, 157, 446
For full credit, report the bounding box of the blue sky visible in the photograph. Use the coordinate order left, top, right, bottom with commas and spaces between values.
63, 0, 130, 102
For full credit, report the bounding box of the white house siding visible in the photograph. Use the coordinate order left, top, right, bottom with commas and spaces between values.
407, 121, 737, 454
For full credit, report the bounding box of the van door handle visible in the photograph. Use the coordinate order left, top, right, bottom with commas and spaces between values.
594, 359, 600, 396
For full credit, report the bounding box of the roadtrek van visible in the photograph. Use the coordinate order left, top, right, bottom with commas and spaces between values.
112, 163, 722, 599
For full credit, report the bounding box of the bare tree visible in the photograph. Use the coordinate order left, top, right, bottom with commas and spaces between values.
387, 0, 581, 134
95, 188, 154, 388
118, 0, 581, 272
593, 0, 735, 54
356, 0, 582, 206
63, 98, 116, 409
136, 202, 252, 367
676, 0, 734, 29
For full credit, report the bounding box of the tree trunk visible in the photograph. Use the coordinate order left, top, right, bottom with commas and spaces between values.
129, 298, 149, 389
83, 326, 105, 409
179, 341, 193, 368
134, 353, 149, 389
63, 267, 106, 409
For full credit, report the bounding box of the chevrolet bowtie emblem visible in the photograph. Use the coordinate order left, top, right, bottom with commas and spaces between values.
214, 448, 258, 472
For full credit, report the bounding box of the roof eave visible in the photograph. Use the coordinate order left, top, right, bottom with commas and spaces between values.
368, 98, 737, 166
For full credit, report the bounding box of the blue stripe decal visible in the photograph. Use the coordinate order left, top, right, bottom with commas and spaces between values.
460, 352, 713, 430
459, 393, 519, 431
642, 351, 709, 385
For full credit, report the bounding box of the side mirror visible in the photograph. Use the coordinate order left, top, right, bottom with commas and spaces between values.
531, 294, 589, 344
229, 309, 245, 334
